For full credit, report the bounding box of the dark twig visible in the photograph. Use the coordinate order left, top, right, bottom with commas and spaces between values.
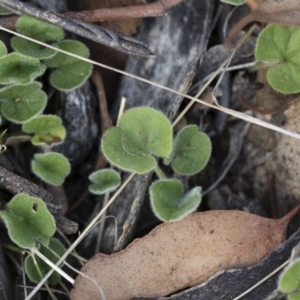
65, 0, 182, 22
0, 0, 155, 58
0, 166, 78, 234
0, 166, 53, 203
0, 0, 184, 28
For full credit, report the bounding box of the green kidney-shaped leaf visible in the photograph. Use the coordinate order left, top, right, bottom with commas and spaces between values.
0, 193, 55, 249
279, 258, 300, 295
101, 107, 172, 173
0, 40, 7, 57
150, 179, 201, 222
255, 24, 300, 94
166, 125, 211, 175
0, 82, 47, 123
32, 152, 71, 186
102, 127, 157, 174
22, 115, 66, 146
119, 107, 172, 157
44, 40, 92, 91
220, 0, 245, 4
0, 83, 46, 123
11, 15, 64, 59
0, 53, 46, 85
89, 169, 121, 195
25, 237, 65, 285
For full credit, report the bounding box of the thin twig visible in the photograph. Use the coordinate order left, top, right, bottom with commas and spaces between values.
65, 0, 184, 23
1, 25, 300, 141
0, 0, 155, 58
0, 0, 184, 28
0, 166, 53, 203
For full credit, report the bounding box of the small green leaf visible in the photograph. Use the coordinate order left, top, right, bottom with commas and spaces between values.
102, 127, 157, 174
45, 40, 92, 91
32, 153, 71, 186
166, 125, 211, 175
0, 6, 13, 15
11, 15, 64, 59
0, 41, 7, 57
279, 258, 300, 294
89, 169, 121, 195
101, 107, 172, 174
150, 179, 201, 222
25, 237, 65, 285
0, 53, 46, 85
220, 0, 246, 4
22, 115, 66, 146
0, 82, 47, 123
255, 24, 300, 94
0, 193, 55, 249
118, 107, 172, 157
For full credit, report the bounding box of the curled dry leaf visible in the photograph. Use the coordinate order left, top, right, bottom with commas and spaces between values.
70, 207, 300, 300
227, 0, 300, 43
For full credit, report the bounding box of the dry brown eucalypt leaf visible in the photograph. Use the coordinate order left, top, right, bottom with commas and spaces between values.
70, 206, 300, 300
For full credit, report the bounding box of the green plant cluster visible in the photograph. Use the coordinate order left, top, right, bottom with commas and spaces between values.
0, 14, 91, 284
99, 107, 211, 222
222, 0, 300, 94
0, 15, 93, 185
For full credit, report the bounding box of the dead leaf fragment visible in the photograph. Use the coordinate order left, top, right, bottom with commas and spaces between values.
227, 0, 300, 44
70, 209, 298, 300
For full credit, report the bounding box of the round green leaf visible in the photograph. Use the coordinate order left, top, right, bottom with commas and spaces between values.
101, 107, 172, 173
0, 82, 47, 123
220, 0, 246, 5
118, 107, 172, 157
89, 169, 121, 195
255, 24, 300, 94
0, 53, 46, 85
102, 127, 157, 174
25, 237, 65, 285
0, 193, 55, 249
166, 125, 211, 175
22, 115, 66, 146
150, 179, 201, 222
32, 152, 71, 186
0, 41, 7, 57
279, 259, 300, 294
44, 40, 92, 91
11, 15, 64, 59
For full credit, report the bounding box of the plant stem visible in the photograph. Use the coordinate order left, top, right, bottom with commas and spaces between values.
155, 166, 166, 179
